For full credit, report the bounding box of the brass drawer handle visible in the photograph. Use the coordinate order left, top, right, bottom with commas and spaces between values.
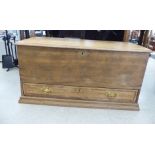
41, 87, 52, 94
104, 91, 117, 98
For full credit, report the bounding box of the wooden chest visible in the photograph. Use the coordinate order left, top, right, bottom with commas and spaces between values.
17, 37, 151, 110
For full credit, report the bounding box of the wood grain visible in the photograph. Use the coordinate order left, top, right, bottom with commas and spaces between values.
17, 37, 150, 110
17, 37, 151, 52
23, 83, 138, 103
18, 46, 149, 89
19, 96, 140, 111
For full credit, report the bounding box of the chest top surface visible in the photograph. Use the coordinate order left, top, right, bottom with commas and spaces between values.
17, 37, 151, 53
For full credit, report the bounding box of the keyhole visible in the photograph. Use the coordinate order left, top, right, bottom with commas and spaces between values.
82, 51, 84, 55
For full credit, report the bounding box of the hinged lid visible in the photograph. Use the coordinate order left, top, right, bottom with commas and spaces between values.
17, 37, 151, 53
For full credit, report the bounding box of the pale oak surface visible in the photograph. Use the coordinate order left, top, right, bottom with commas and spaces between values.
17, 37, 151, 52
17, 37, 150, 110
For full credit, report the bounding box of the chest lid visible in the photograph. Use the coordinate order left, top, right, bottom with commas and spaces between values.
17, 37, 151, 53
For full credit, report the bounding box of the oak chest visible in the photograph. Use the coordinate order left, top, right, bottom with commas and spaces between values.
17, 37, 151, 110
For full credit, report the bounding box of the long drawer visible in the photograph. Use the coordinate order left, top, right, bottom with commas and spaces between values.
23, 83, 138, 103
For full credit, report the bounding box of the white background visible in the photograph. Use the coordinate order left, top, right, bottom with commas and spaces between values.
0, 0, 155, 29
0, 0, 155, 155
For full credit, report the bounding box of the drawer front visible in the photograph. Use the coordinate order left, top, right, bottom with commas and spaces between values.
23, 83, 138, 103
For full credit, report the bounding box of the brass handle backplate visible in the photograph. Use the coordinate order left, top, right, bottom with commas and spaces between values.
41, 87, 52, 94
104, 91, 117, 98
